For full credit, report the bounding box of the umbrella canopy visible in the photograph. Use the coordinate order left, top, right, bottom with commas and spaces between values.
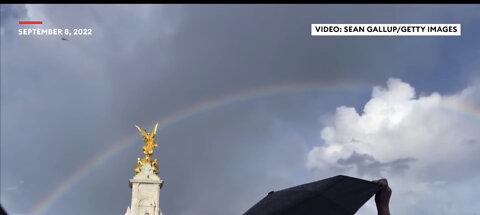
1, 204, 7, 215
244, 175, 380, 215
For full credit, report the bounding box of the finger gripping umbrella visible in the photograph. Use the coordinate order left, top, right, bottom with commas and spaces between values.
244, 175, 380, 215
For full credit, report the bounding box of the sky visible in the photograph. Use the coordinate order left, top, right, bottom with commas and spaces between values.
1, 4, 479, 215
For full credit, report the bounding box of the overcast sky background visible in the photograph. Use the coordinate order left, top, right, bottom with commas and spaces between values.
1, 4, 480, 215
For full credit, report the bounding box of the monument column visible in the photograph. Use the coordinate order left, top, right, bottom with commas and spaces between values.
125, 123, 164, 215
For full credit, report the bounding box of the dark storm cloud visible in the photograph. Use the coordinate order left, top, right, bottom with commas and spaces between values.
1, 4, 480, 215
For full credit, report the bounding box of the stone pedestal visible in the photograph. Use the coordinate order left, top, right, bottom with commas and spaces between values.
125, 163, 164, 215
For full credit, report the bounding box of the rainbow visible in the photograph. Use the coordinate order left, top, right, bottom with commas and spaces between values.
30, 82, 368, 215
441, 96, 480, 120
29, 81, 480, 215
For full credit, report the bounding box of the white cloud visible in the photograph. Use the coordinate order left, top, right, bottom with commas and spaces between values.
306, 78, 480, 214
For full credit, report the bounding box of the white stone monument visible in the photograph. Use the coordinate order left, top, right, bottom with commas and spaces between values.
125, 123, 164, 215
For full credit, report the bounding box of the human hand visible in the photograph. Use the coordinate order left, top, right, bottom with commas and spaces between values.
373, 178, 391, 215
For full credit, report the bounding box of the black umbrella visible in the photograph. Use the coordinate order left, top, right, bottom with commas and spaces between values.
0, 204, 7, 215
244, 175, 380, 215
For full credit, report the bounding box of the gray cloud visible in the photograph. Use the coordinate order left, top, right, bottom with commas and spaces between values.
337, 151, 415, 177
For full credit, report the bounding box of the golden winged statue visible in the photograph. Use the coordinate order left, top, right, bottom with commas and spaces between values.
134, 123, 159, 175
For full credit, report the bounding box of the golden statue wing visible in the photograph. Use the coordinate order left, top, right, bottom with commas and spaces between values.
135, 124, 149, 138
152, 122, 159, 137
